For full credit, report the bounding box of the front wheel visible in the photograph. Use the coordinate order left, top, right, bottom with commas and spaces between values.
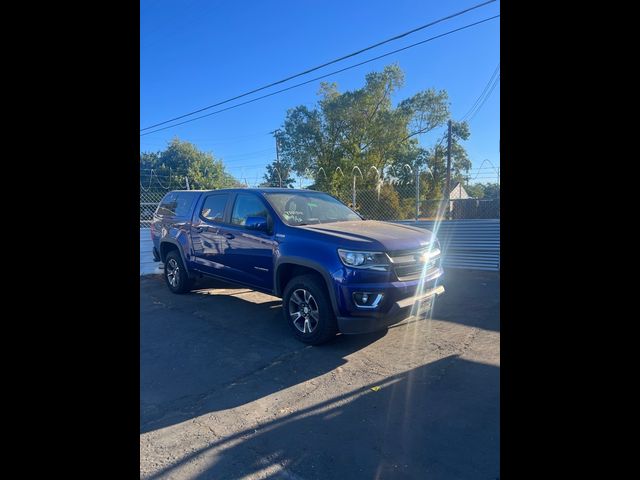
283, 274, 337, 345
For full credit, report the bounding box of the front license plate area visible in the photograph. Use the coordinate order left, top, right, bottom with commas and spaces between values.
413, 297, 434, 318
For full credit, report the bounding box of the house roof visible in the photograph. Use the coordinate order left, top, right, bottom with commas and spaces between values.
449, 182, 470, 199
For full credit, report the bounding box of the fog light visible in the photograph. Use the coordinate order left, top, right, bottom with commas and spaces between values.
353, 292, 383, 308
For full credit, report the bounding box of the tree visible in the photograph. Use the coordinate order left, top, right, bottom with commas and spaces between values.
274, 64, 476, 221
140, 138, 241, 189
465, 183, 485, 199
464, 182, 500, 199
277, 65, 451, 198
482, 182, 500, 199
357, 183, 406, 221
422, 120, 472, 197
261, 160, 295, 188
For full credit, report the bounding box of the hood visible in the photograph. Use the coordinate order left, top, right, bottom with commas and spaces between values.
298, 220, 435, 253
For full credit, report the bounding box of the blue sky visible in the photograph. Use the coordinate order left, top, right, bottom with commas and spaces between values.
140, 0, 500, 186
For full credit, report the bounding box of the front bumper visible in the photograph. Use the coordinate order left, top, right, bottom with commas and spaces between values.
336, 280, 445, 334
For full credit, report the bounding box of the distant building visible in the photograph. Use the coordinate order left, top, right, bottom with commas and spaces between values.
449, 181, 469, 210
449, 181, 499, 219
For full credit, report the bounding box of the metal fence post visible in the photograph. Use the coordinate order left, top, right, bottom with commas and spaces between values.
415, 167, 420, 222
352, 175, 356, 208
351, 166, 363, 210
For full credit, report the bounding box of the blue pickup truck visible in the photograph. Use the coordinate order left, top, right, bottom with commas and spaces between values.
151, 188, 444, 344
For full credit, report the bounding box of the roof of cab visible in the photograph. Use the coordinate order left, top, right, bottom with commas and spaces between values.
168, 188, 319, 194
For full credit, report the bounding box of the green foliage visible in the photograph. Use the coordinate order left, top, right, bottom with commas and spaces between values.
278, 64, 454, 196
464, 183, 485, 199
140, 138, 241, 189
424, 120, 472, 196
357, 183, 407, 221
464, 182, 500, 199
261, 160, 296, 188
482, 182, 500, 199
277, 64, 474, 210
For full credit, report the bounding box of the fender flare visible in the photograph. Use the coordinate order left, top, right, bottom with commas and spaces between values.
275, 256, 340, 317
159, 239, 192, 276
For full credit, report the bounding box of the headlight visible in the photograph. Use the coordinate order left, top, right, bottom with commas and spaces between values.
338, 249, 390, 270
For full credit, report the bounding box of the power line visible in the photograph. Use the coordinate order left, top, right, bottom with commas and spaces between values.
141, 14, 500, 137
140, 1, 497, 132
461, 63, 500, 121
468, 74, 499, 123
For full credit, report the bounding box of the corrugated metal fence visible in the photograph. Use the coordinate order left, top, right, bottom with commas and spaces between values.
396, 219, 500, 271
140, 220, 500, 275
140, 228, 162, 276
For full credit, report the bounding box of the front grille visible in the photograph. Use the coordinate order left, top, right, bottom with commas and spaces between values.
387, 245, 440, 263
389, 247, 441, 281
394, 260, 440, 281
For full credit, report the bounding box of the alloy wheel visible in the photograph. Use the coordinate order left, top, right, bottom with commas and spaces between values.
289, 288, 319, 334
166, 258, 180, 287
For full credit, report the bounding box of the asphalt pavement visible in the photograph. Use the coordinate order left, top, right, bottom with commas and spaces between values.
140, 268, 500, 479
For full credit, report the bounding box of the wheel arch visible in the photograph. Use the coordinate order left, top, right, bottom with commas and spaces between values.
159, 239, 192, 276
275, 257, 339, 317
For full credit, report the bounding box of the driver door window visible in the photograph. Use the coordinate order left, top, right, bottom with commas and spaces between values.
231, 194, 272, 233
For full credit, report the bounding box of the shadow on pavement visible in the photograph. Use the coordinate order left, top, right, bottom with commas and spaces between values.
141, 269, 499, 439
432, 269, 500, 332
141, 275, 387, 434
146, 355, 500, 480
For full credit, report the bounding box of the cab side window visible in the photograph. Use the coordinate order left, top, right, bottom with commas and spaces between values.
175, 193, 195, 218
156, 192, 177, 216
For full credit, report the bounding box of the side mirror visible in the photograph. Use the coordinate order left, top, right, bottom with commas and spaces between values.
245, 216, 268, 232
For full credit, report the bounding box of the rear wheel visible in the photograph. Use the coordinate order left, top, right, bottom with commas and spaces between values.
283, 274, 337, 345
164, 250, 194, 294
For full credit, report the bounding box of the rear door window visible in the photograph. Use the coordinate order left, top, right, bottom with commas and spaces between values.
200, 194, 229, 223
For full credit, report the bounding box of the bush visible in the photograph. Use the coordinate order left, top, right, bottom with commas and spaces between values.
356, 184, 406, 220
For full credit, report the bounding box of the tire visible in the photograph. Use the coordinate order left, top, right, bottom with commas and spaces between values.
283, 274, 337, 345
163, 250, 194, 294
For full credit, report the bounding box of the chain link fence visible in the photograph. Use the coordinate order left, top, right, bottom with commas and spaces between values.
307, 183, 499, 221
140, 170, 191, 227
140, 170, 499, 227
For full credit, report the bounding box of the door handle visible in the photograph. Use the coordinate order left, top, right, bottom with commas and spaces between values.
224, 233, 235, 239
195, 226, 205, 233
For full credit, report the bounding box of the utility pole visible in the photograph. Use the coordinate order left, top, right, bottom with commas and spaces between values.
271, 129, 283, 187
445, 120, 452, 197
445, 120, 452, 218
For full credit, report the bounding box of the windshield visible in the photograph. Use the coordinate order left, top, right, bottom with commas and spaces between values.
263, 191, 362, 226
